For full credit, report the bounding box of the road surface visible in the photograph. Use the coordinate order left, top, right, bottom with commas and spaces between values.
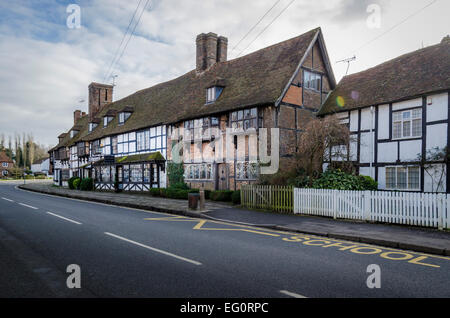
0, 182, 449, 298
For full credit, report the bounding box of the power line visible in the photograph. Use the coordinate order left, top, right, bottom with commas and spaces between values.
337, 0, 438, 61
235, 0, 297, 58
109, 0, 151, 79
230, 0, 283, 55
103, 0, 144, 83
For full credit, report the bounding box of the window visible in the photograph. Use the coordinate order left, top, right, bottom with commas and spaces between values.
70, 130, 79, 138
2, 162, 8, 168
392, 108, 422, 139
89, 123, 98, 132
119, 112, 131, 125
236, 161, 259, 180
206, 86, 223, 104
100, 166, 111, 183
112, 136, 118, 154
231, 108, 259, 132
103, 116, 113, 127
386, 166, 420, 190
92, 140, 101, 155
184, 117, 219, 141
136, 126, 166, 153
303, 70, 322, 91
185, 164, 213, 180
130, 164, 143, 183
2, 170, 8, 176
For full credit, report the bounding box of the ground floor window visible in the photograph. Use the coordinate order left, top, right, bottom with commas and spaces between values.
236, 161, 259, 180
130, 164, 143, 183
185, 163, 213, 180
386, 166, 420, 190
2, 170, 8, 176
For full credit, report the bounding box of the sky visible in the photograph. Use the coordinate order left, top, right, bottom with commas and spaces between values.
0, 0, 449, 147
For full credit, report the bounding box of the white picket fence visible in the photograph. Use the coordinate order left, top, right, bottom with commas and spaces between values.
293, 188, 450, 229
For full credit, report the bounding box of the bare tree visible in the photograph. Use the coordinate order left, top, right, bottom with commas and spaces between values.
296, 115, 353, 180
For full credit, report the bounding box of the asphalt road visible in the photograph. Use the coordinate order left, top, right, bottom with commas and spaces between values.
0, 183, 449, 298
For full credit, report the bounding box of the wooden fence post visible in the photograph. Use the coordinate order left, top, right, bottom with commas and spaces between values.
364, 190, 371, 221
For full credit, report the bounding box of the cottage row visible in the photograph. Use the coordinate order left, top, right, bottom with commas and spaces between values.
49, 28, 450, 193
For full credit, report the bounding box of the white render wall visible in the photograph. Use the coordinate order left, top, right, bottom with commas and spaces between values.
324, 91, 449, 192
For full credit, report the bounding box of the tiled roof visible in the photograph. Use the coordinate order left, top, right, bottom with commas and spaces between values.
319, 38, 450, 115
51, 28, 322, 149
0, 151, 13, 163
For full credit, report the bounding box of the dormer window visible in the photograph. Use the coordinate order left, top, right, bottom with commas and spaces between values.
89, 122, 98, 132
118, 112, 131, 125
206, 86, 223, 104
103, 116, 113, 127
70, 130, 79, 138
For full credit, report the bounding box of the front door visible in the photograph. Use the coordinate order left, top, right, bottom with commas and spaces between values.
217, 163, 228, 190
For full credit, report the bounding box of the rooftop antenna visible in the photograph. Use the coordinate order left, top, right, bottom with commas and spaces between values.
111, 74, 118, 87
110, 75, 118, 101
336, 55, 356, 76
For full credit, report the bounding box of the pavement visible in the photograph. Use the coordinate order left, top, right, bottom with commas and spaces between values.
19, 181, 450, 256
2, 182, 450, 298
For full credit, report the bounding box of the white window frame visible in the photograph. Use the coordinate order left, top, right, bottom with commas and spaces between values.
385, 166, 421, 191
392, 108, 422, 140
303, 69, 322, 91
236, 161, 259, 180
2, 162, 8, 168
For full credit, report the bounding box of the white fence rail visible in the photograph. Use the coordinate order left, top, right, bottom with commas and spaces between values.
294, 188, 450, 229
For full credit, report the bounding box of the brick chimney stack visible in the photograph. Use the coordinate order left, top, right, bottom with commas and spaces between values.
74, 110, 81, 125
88, 82, 113, 120
196, 32, 228, 72
217, 36, 228, 63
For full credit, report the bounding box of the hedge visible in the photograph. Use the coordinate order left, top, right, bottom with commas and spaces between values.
231, 190, 241, 204
150, 187, 199, 200
80, 178, 94, 191
210, 190, 234, 202
68, 177, 81, 190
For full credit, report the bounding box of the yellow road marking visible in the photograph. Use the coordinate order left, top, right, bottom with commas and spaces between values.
144, 216, 195, 222
192, 220, 279, 237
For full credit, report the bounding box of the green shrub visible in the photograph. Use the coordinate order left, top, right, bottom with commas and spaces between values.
358, 175, 378, 191
210, 190, 233, 202
73, 178, 81, 190
167, 162, 185, 186
171, 182, 190, 190
231, 190, 241, 204
311, 169, 378, 191
68, 177, 81, 190
80, 178, 94, 191
150, 188, 161, 197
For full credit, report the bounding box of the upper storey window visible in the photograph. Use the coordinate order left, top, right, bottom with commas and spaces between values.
103, 116, 113, 128
206, 86, 224, 104
303, 69, 322, 91
118, 112, 131, 125
392, 108, 422, 139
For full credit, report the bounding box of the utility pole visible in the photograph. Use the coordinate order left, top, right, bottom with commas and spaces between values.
336, 55, 356, 76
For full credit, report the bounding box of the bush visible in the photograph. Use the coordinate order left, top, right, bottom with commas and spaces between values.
358, 175, 378, 191
231, 190, 241, 204
68, 177, 81, 190
167, 162, 185, 186
170, 182, 190, 190
210, 190, 234, 202
150, 188, 162, 197
73, 178, 81, 190
80, 178, 94, 191
311, 169, 377, 191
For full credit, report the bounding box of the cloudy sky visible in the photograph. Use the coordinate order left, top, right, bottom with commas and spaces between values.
0, 0, 448, 147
